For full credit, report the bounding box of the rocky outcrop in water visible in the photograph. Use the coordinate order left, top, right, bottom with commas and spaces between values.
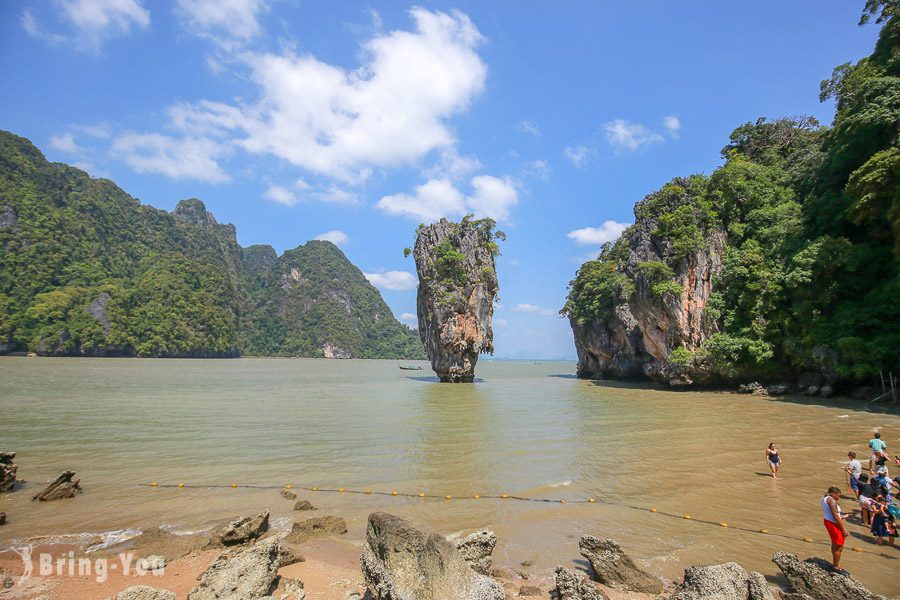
209, 510, 270, 547
771, 552, 883, 600
32, 470, 81, 501
452, 529, 497, 575
360, 512, 505, 600
413, 218, 502, 382
671, 563, 773, 600
0, 452, 18, 492
188, 537, 283, 600
285, 515, 347, 543
566, 179, 724, 386
578, 536, 662, 594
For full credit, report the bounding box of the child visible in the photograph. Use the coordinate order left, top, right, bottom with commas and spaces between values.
870, 494, 897, 546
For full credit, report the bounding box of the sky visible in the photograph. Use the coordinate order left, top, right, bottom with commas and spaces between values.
0, 1, 882, 360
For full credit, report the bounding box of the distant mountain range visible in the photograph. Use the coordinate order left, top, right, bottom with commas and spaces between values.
0, 131, 424, 359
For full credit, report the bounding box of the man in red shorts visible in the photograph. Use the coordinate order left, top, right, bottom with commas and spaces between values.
821, 485, 848, 572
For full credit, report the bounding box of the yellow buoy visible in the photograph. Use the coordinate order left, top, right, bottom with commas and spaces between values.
501, 494, 509, 499
852, 546, 864, 552
803, 537, 813, 543
339, 488, 345, 493
178, 483, 185, 488
418, 492, 426, 497
760, 529, 769, 534
365, 489, 372, 495
285, 483, 293, 489
683, 514, 692, 520
559, 499, 566, 503
392, 490, 398, 496
445, 495, 452, 500
719, 522, 728, 528
649, 507, 657, 513
231, 483, 238, 488
588, 498, 596, 503
150, 482, 159, 487
473, 494, 480, 499
312, 486, 319, 491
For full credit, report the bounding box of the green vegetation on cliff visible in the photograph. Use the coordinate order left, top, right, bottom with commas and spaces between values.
564, 3, 899, 383
0, 132, 424, 359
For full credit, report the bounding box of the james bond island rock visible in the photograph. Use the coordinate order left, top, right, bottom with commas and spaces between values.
413, 217, 503, 382
0, 452, 18, 492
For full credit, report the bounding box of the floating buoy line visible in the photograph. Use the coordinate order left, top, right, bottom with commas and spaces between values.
139, 482, 897, 559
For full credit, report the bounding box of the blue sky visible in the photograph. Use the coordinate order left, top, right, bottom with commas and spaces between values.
0, 1, 881, 359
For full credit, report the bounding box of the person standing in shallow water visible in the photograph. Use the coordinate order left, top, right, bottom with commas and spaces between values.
822, 486, 849, 573
765, 443, 781, 479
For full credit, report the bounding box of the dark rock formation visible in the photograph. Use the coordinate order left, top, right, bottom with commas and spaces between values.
281, 489, 297, 500
578, 536, 662, 594
772, 552, 884, 600
413, 218, 501, 382
517, 585, 542, 596
32, 470, 81, 501
209, 510, 270, 547
670, 563, 773, 600
0, 452, 17, 492
293, 500, 316, 511
738, 382, 767, 396
115, 585, 176, 600
360, 512, 504, 600
452, 529, 497, 575
554, 566, 609, 600
188, 537, 282, 600
285, 515, 347, 543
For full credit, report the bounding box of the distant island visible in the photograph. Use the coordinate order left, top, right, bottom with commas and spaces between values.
563, 8, 899, 393
0, 131, 425, 359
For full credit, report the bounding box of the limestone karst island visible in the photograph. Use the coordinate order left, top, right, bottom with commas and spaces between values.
1, 2, 899, 599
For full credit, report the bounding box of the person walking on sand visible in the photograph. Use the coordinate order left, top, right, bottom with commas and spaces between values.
869, 432, 889, 473
843, 451, 863, 498
765, 443, 781, 479
822, 486, 848, 572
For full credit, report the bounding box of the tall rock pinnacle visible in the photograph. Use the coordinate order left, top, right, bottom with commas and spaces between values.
413, 217, 502, 382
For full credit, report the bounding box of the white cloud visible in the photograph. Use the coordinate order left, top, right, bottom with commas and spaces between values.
663, 115, 681, 138
49, 133, 84, 155
364, 271, 417, 291
378, 178, 467, 222
603, 119, 664, 153
168, 8, 487, 183
523, 159, 551, 181
111, 133, 230, 183
513, 303, 555, 316
467, 175, 518, 221
312, 185, 360, 205
33, 0, 152, 51
494, 318, 508, 326
399, 312, 417, 322
313, 230, 349, 246
564, 144, 590, 167
176, 0, 267, 41
378, 175, 518, 222
263, 185, 296, 205
567, 220, 629, 245
516, 120, 540, 137
422, 147, 481, 181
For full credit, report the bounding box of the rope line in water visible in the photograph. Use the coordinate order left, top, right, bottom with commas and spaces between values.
137, 482, 898, 559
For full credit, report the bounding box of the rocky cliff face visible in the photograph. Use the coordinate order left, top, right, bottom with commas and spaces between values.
567, 178, 724, 386
413, 218, 500, 382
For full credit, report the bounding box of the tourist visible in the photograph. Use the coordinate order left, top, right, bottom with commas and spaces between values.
821, 486, 848, 572
873, 468, 893, 502
843, 451, 863, 498
868, 432, 889, 473
869, 494, 897, 547
765, 443, 781, 479
858, 473, 875, 526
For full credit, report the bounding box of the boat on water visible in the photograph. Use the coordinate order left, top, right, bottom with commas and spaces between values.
398, 364, 423, 370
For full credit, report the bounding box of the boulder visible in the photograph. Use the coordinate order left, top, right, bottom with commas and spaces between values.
285, 515, 347, 543
738, 382, 767, 396
554, 566, 609, 600
766, 384, 791, 396
452, 529, 497, 575
360, 511, 504, 600
670, 562, 774, 600
282, 576, 305, 599
188, 537, 282, 600
517, 585, 541, 596
281, 489, 297, 500
211, 510, 270, 546
141, 556, 165, 571
820, 385, 834, 399
293, 500, 316, 511
578, 536, 662, 594
772, 551, 884, 600
115, 585, 176, 600
0, 452, 18, 492
806, 386, 820, 396
32, 470, 81, 501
